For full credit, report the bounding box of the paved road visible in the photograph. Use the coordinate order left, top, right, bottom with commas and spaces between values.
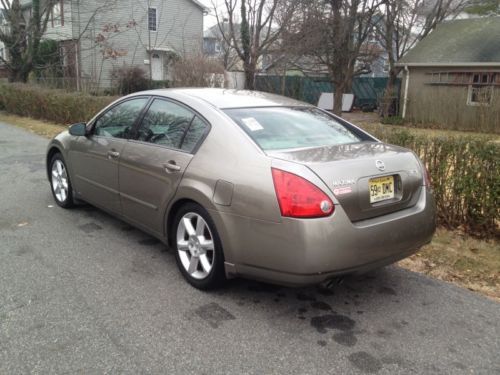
0, 122, 499, 374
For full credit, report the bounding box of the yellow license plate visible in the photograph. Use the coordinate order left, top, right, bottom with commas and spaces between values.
369, 176, 395, 203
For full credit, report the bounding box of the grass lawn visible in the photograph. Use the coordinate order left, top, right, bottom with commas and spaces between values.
399, 229, 499, 301
0, 111, 66, 139
2, 111, 499, 301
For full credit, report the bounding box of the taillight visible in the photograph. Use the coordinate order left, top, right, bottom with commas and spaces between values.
271, 168, 334, 218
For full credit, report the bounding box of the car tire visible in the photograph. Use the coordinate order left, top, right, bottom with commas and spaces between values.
49, 153, 75, 209
173, 203, 226, 290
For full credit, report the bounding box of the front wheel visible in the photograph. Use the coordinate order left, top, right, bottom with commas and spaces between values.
173, 203, 226, 289
49, 153, 74, 208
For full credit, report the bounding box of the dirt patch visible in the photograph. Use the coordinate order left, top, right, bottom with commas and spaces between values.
0, 112, 66, 139
399, 229, 500, 301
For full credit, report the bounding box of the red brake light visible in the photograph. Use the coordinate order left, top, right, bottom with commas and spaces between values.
271, 168, 334, 218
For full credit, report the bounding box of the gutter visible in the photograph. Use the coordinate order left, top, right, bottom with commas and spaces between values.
402, 65, 410, 119
395, 62, 500, 67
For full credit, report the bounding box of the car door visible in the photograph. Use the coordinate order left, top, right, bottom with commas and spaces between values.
69, 97, 150, 213
119, 98, 209, 235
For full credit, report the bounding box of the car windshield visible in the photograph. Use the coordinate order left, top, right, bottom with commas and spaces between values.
224, 107, 362, 151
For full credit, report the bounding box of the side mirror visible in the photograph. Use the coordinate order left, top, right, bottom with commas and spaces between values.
69, 122, 87, 136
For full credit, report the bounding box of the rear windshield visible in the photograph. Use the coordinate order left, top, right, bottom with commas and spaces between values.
224, 107, 362, 151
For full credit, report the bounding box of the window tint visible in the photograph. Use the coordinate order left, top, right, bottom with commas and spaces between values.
137, 99, 194, 148
94, 98, 148, 139
224, 107, 361, 151
181, 116, 208, 152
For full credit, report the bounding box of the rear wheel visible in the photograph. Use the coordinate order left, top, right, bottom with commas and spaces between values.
49, 153, 74, 208
173, 203, 225, 289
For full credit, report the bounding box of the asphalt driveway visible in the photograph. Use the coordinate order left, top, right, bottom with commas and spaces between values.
0, 122, 499, 374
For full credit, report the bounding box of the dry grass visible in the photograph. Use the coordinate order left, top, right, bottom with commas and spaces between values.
399, 229, 500, 301
344, 111, 500, 140
0, 111, 66, 139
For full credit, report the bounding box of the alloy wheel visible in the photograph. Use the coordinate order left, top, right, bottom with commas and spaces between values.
176, 212, 215, 280
51, 159, 69, 203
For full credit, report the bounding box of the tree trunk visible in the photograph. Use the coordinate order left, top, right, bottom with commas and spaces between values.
8, 67, 31, 83
381, 66, 400, 117
244, 63, 255, 90
333, 82, 344, 116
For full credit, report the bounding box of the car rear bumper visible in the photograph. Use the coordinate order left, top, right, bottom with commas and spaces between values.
215, 187, 436, 287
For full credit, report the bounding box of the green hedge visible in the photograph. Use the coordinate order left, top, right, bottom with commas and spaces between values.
367, 126, 499, 239
0, 83, 117, 125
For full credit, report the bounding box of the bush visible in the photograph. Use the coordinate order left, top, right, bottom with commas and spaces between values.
368, 127, 499, 239
111, 65, 150, 95
380, 115, 405, 125
0, 83, 117, 124
171, 55, 224, 87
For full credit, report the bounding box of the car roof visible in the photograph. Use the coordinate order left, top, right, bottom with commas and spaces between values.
135, 88, 312, 109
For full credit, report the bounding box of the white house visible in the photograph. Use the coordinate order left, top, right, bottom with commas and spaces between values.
17, 0, 207, 87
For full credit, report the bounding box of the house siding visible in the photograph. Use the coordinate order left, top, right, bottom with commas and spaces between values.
36, 0, 203, 87
77, 0, 203, 86
402, 66, 500, 133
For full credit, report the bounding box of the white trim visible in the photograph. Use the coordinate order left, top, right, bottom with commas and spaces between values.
402, 65, 410, 119
189, 0, 210, 12
147, 47, 176, 53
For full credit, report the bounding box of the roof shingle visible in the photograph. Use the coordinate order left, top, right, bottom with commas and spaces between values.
397, 17, 500, 66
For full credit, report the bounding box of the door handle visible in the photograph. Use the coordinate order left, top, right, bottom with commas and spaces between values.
107, 150, 120, 159
163, 161, 181, 172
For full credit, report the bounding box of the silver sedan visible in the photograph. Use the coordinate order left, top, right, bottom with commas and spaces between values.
46, 89, 436, 289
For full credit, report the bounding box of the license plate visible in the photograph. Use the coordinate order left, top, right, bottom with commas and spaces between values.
369, 176, 395, 203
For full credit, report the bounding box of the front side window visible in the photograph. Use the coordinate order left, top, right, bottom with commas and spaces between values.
224, 107, 362, 151
137, 99, 195, 149
94, 98, 149, 139
148, 8, 157, 31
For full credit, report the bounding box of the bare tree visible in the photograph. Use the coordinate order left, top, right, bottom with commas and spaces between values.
208, 21, 239, 71
284, 0, 382, 115
377, 0, 469, 116
0, 0, 59, 82
213, 0, 295, 90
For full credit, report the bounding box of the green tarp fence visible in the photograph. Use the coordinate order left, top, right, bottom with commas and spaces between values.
254, 76, 401, 109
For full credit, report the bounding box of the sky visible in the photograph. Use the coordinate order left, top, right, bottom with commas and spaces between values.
200, 0, 219, 29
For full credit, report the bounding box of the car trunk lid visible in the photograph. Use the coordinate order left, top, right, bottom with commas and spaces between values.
267, 142, 424, 222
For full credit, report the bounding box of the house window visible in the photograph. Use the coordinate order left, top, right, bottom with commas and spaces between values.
148, 8, 157, 32
467, 73, 495, 106
468, 85, 493, 106
52, 1, 64, 27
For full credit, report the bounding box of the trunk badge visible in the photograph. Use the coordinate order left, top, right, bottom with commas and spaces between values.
375, 160, 386, 171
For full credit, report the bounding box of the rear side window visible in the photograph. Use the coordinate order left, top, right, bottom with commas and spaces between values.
224, 107, 361, 151
137, 99, 194, 148
181, 116, 208, 152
